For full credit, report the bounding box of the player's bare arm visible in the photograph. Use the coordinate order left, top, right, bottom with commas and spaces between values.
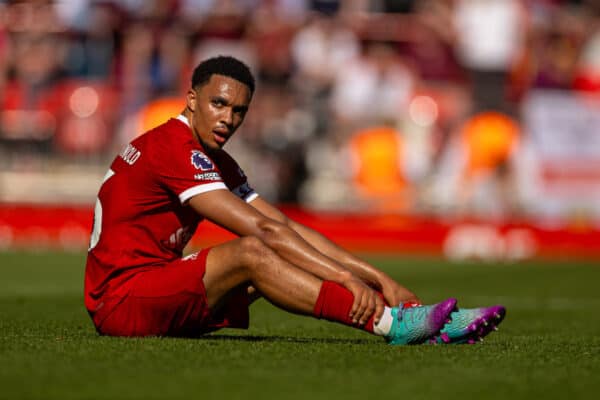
188, 190, 385, 325
249, 196, 420, 306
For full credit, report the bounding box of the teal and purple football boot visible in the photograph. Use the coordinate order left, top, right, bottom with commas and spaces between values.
386, 298, 457, 345
429, 305, 506, 344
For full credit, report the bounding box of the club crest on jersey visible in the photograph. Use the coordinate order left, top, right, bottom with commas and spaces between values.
191, 150, 213, 171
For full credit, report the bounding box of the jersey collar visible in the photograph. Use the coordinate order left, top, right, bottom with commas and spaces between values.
176, 114, 190, 127
176, 113, 213, 154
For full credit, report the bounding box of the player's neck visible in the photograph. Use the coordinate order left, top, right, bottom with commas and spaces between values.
178, 112, 220, 156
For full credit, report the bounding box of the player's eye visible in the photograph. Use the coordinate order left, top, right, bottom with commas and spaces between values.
233, 106, 248, 116
211, 98, 226, 107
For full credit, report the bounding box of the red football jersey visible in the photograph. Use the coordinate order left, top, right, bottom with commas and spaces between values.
84, 115, 257, 315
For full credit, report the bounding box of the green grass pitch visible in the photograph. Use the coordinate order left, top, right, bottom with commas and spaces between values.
1, 251, 599, 400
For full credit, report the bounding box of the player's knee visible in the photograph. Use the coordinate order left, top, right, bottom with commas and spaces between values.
238, 235, 271, 268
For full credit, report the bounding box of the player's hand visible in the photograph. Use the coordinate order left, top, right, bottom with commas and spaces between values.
340, 272, 385, 326
379, 275, 421, 307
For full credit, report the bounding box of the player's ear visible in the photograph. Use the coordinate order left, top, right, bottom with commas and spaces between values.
186, 89, 197, 112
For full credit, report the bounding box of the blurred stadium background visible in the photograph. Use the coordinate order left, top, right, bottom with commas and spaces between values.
1, 0, 600, 261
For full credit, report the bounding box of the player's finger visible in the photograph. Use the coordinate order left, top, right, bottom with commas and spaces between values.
354, 290, 368, 324
373, 295, 385, 325
359, 292, 376, 325
349, 287, 360, 320
351, 291, 362, 324
360, 290, 376, 325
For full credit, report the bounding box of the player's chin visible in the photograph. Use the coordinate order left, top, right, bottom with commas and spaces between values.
205, 140, 224, 151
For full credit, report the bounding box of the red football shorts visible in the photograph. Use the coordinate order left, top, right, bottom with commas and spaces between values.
93, 248, 250, 337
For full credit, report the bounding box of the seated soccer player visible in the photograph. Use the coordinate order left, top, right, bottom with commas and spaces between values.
84, 56, 505, 344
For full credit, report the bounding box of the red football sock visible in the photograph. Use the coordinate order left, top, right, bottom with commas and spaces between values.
313, 281, 378, 334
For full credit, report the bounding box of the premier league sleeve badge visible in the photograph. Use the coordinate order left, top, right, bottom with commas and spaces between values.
190, 150, 214, 171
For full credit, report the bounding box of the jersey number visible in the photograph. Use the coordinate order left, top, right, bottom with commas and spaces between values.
89, 169, 115, 251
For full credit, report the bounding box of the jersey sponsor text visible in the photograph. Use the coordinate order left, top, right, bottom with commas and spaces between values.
194, 172, 221, 181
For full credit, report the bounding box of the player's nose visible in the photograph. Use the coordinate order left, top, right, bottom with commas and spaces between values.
220, 108, 233, 126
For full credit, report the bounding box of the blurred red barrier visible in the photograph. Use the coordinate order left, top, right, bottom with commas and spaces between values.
0, 203, 599, 261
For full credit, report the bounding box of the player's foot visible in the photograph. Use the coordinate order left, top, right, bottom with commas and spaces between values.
429, 305, 506, 344
386, 298, 457, 345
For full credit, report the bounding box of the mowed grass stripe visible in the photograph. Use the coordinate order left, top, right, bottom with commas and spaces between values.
1, 250, 599, 400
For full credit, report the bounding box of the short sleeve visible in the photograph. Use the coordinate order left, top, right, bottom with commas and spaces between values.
213, 150, 258, 203
154, 141, 228, 204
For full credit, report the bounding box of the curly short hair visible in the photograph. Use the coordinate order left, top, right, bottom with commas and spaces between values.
191, 56, 255, 94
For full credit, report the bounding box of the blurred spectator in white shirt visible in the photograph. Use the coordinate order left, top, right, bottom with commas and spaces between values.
291, 12, 360, 96
452, 0, 527, 113
330, 41, 415, 127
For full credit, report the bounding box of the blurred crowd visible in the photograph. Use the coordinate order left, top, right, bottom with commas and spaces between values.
1, 0, 600, 219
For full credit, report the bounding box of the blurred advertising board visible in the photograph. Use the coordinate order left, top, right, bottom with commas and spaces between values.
522, 90, 600, 221
1, 204, 600, 261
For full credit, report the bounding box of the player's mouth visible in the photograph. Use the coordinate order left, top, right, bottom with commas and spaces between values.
212, 128, 230, 145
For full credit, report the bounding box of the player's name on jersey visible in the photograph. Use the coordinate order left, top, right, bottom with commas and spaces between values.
120, 144, 141, 165
194, 172, 221, 181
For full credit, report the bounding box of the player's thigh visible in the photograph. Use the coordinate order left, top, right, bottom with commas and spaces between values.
203, 236, 267, 309
98, 251, 211, 337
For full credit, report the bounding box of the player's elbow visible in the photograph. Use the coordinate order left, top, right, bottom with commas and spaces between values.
255, 218, 292, 249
